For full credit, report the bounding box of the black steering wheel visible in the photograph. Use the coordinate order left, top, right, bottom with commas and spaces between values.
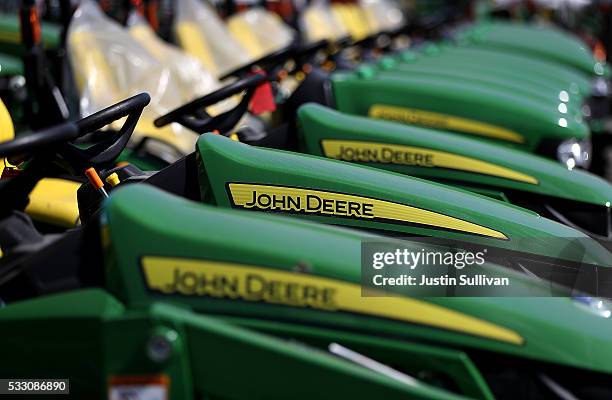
0, 93, 150, 169
62, 93, 150, 172
218, 43, 298, 81
154, 39, 334, 135
154, 73, 268, 135
0, 123, 79, 159
0, 93, 150, 215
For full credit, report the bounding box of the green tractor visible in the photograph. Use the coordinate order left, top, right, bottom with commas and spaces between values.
3, 1, 612, 254
0, 0, 606, 173
0, 94, 609, 288
293, 42, 600, 171
283, 1, 609, 169
37, 0, 605, 173
0, 3, 611, 399
154, 73, 612, 250
1, 95, 612, 399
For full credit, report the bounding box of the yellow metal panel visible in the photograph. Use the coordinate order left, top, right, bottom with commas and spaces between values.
26, 178, 81, 228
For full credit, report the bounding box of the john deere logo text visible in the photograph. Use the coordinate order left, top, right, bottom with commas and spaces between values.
369, 105, 525, 144
327, 141, 434, 166
143, 258, 337, 310
243, 189, 374, 217
227, 183, 508, 239
320, 140, 538, 185
141, 257, 524, 345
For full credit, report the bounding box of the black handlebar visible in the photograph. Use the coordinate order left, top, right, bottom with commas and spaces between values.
219, 43, 297, 81
154, 40, 337, 135
0, 93, 150, 171
60, 93, 150, 171
0, 123, 79, 158
154, 73, 267, 134
0, 93, 150, 218
76, 93, 150, 135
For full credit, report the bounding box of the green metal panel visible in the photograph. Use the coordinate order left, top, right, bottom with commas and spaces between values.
297, 103, 612, 207
377, 55, 584, 115
228, 317, 496, 400
0, 289, 125, 397
191, 134, 609, 264
331, 68, 589, 151
461, 21, 606, 77
1, 289, 462, 399
100, 185, 612, 376
394, 46, 589, 101
411, 45, 593, 95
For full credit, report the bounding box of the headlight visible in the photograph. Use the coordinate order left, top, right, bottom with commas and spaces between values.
573, 296, 612, 318
592, 77, 610, 98
557, 138, 591, 170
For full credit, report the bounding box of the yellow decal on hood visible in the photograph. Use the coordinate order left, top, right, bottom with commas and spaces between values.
228, 183, 508, 240
369, 105, 525, 144
321, 140, 538, 184
142, 256, 524, 345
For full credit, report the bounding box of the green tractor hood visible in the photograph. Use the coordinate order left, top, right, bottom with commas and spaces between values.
297, 104, 612, 240
404, 44, 594, 96
331, 67, 589, 154
103, 185, 612, 397
377, 53, 584, 117
194, 134, 610, 267
458, 20, 608, 77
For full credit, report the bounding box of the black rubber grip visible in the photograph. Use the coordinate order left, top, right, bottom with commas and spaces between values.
0, 122, 78, 158
154, 74, 267, 128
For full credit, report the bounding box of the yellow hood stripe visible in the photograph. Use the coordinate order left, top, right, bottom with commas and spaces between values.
321, 140, 538, 185
142, 256, 524, 345
369, 105, 525, 144
228, 183, 508, 240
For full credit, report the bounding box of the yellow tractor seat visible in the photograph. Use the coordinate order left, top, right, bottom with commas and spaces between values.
68, 5, 200, 158
227, 8, 295, 60
300, 4, 350, 43
330, 3, 374, 41
174, 0, 251, 77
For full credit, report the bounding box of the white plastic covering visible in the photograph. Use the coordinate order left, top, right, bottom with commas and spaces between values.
227, 8, 296, 60
299, 2, 349, 43
128, 13, 219, 103
359, 0, 406, 33
174, 0, 251, 77
330, 3, 373, 40
67, 0, 219, 154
